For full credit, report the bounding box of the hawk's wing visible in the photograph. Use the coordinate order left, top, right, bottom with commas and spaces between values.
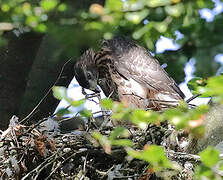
102, 37, 185, 99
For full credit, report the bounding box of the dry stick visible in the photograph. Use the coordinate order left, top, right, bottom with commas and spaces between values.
186, 94, 201, 103
20, 58, 72, 124
166, 151, 223, 162
166, 151, 201, 162
21, 146, 66, 180
21, 152, 57, 180
45, 162, 62, 180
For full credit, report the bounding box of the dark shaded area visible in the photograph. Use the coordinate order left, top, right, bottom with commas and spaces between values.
0, 32, 43, 129
0, 0, 105, 129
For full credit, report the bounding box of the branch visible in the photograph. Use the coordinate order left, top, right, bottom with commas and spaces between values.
20, 58, 73, 124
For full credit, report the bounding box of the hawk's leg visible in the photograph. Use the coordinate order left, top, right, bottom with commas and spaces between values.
82, 87, 100, 99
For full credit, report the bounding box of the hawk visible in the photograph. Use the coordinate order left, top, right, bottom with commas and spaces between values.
74, 36, 185, 110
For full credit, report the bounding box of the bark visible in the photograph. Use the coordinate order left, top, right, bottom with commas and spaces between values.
18, 34, 74, 123
0, 32, 43, 129
186, 104, 223, 154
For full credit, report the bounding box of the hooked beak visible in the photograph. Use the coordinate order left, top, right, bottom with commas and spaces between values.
89, 80, 101, 93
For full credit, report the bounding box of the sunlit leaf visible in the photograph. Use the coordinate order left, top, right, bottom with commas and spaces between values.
52, 86, 67, 100
165, 3, 184, 17
194, 165, 213, 179
125, 9, 149, 24
146, 0, 171, 8
126, 145, 171, 171
85, 22, 104, 30
40, 0, 58, 12
131, 109, 160, 125
80, 109, 92, 118
154, 21, 168, 33
198, 75, 223, 99
68, 99, 85, 107
35, 23, 47, 32
200, 147, 219, 167
55, 108, 71, 117
1, 4, 10, 12
58, 3, 67, 12
109, 127, 129, 140
26, 16, 38, 27
187, 77, 207, 95
105, 0, 123, 12
133, 23, 151, 39
111, 139, 133, 146
92, 131, 111, 154
101, 98, 113, 109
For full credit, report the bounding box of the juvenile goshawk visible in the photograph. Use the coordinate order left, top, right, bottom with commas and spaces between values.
74, 36, 185, 110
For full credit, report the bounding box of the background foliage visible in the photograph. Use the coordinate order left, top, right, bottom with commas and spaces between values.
1, 0, 223, 79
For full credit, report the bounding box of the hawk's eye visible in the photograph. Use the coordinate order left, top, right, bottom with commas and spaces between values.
87, 72, 92, 79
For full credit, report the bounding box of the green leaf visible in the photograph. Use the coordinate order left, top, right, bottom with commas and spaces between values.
58, 3, 67, 12
187, 77, 207, 95
109, 127, 129, 140
55, 108, 71, 117
154, 21, 168, 33
196, 0, 215, 9
105, 0, 123, 12
40, 0, 58, 12
146, 0, 171, 8
26, 16, 38, 27
126, 145, 171, 171
163, 108, 187, 129
165, 3, 184, 17
198, 75, 223, 98
218, 161, 223, 171
125, 9, 149, 24
195, 164, 213, 179
133, 24, 151, 40
131, 109, 160, 129
68, 99, 85, 107
35, 23, 47, 32
85, 22, 104, 30
1, 4, 10, 12
80, 109, 92, 118
52, 86, 67, 100
110, 139, 133, 146
101, 98, 113, 109
92, 131, 111, 154
200, 147, 220, 167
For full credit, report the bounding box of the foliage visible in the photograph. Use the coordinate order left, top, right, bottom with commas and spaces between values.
126, 145, 172, 172
52, 86, 86, 117
188, 75, 223, 103
195, 147, 222, 180
1, 0, 223, 81
93, 127, 133, 154
52, 85, 223, 178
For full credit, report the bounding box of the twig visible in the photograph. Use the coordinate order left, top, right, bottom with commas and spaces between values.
166, 151, 201, 162
24, 118, 48, 134
21, 146, 66, 180
186, 94, 201, 103
45, 162, 62, 180
92, 110, 111, 115
113, 174, 140, 179
20, 58, 72, 124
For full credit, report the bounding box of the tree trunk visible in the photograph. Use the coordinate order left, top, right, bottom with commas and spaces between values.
0, 32, 43, 129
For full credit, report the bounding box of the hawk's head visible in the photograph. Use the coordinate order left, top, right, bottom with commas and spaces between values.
74, 49, 100, 93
